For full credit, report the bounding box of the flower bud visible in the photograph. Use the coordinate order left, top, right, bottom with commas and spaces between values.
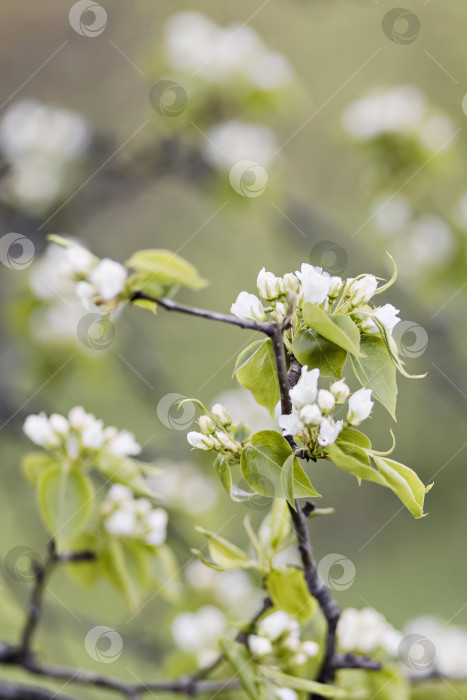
211, 403, 231, 426
330, 379, 350, 404
282, 273, 300, 294
347, 388, 374, 425
187, 431, 215, 450
199, 415, 216, 435
300, 404, 322, 426
328, 276, 343, 299
349, 275, 378, 307
317, 389, 335, 412
215, 430, 238, 452
257, 267, 284, 300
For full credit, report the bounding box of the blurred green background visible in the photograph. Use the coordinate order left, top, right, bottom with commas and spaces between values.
1, 0, 467, 697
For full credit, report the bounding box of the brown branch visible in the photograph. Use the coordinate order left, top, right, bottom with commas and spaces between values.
131, 293, 275, 336
0, 680, 78, 700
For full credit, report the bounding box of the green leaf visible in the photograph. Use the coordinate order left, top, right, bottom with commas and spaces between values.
64, 531, 100, 588
235, 339, 280, 416
292, 328, 347, 378
259, 667, 346, 698
372, 456, 428, 518
37, 466, 94, 547
149, 544, 181, 604
338, 427, 372, 450
351, 334, 397, 420
195, 527, 253, 570
327, 442, 386, 486
241, 431, 289, 498
126, 249, 207, 290
214, 455, 232, 495
220, 639, 259, 700
302, 303, 362, 356
281, 454, 321, 508
102, 538, 149, 609
267, 567, 316, 622
95, 454, 156, 496
264, 499, 291, 551
22, 452, 62, 484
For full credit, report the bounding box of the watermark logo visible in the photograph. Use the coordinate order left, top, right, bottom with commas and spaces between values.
69, 0, 107, 37
229, 161, 268, 198
318, 553, 356, 591
382, 8, 420, 45
77, 313, 115, 351
149, 80, 188, 117
0, 233, 35, 270
157, 393, 196, 430
85, 626, 123, 663
393, 320, 428, 359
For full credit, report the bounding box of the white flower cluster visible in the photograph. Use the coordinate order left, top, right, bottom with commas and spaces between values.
231, 264, 401, 340
0, 99, 91, 215
148, 461, 218, 515
164, 12, 294, 91
279, 366, 373, 450
403, 616, 467, 678
102, 484, 168, 546
53, 237, 128, 313
338, 608, 402, 657
172, 605, 227, 666
248, 610, 319, 668
187, 404, 242, 459
203, 121, 277, 170
342, 85, 456, 153
23, 406, 141, 461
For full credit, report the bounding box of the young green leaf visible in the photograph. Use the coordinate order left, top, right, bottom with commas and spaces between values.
126, 249, 207, 290
281, 454, 321, 508
337, 427, 372, 450
372, 456, 428, 518
214, 455, 233, 495
220, 639, 259, 700
327, 442, 386, 486
267, 566, 316, 622
102, 538, 149, 609
22, 452, 62, 484
37, 466, 94, 547
195, 527, 253, 570
292, 328, 347, 378
302, 303, 362, 356
259, 667, 346, 698
235, 339, 280, 416
351, 334, 397, 420
241, 431, 292, 499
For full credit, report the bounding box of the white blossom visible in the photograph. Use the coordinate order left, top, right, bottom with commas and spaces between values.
347, 388, 374, 426
363, 304, 401, 336
258, 611, 298, 640
403, 616, 467, 678
187, 431, 215, 450
257, 267, 284, 300
328, 276, 343, 298
203, 121, 277, 169
49, 413, 69, 436
215, 430, 238, 452
88, 258, 128, 301
300, 404, 322, 427
349, 276, 378, 306
23, 413, 60, 448
289, 366, 320, 409
107, 430, 141, 457
331, 379, 350, 404
211, 403, 232, 426
279, 410, 304, 437
248, 635, 273, 656
318, 417, 343, 447
317, 389, 335, 412
282, 273, 300, 294
145, 508, 169, 546
172, 606, 226, 663
338, 608, 402, 657
199, 415, 216, 435
102, 485, 168, 547
295, 264, 331, 305
231, 291, 266, 322
274, 689, 298, 700
105, 509, 137, 536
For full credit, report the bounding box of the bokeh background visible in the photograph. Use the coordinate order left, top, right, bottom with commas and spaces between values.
1, 0, 467, 697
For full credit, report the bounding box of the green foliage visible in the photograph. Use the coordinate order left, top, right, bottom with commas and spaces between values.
126, 249, 207, 290
267, 566, 316, 622
235, 339, 280, 416
260, 667, 346, 697
372, 456, 430, 519
241, 431, 319, 500
292, 328, 347, 378
302, 303, 362, 356
220, 639, 259, 700
351, 334, 397, 420
101, 537, 150, 609
37, 466, 94, 547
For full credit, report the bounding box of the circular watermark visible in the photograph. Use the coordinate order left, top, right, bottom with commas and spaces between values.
229, 161, 268, 198
461, 94, 467, 118
382, 8, 420, 45
0, 233, 35, 270
4, 546, 41, 583
149, 80, 188, 117
69, 0, 107, 37
317, 553, 356, 591
393, 320, 428, 359
398, 633, 436, 672
157, 393, 196, 430
85, 626, 123, 663
77, 313, 115, 351
310, 241, 348, 276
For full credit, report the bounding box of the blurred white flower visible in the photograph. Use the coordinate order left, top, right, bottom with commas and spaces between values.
102, 484, 168, 546
404, 616, 467, 678
23, 413, 61, 448
249, 635, 273, 656
347, 388, 373, 426
148, 461, 218, 515
203, 121, 277, 169
88, 259, 128, 301
408, 216, 454, 267
371, 195, 413, 237
214, 388, 276, 433
259, 611, 298, 640
338, 608, 402, 656
172, 606, 226, 665
274, 689, 298, 700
